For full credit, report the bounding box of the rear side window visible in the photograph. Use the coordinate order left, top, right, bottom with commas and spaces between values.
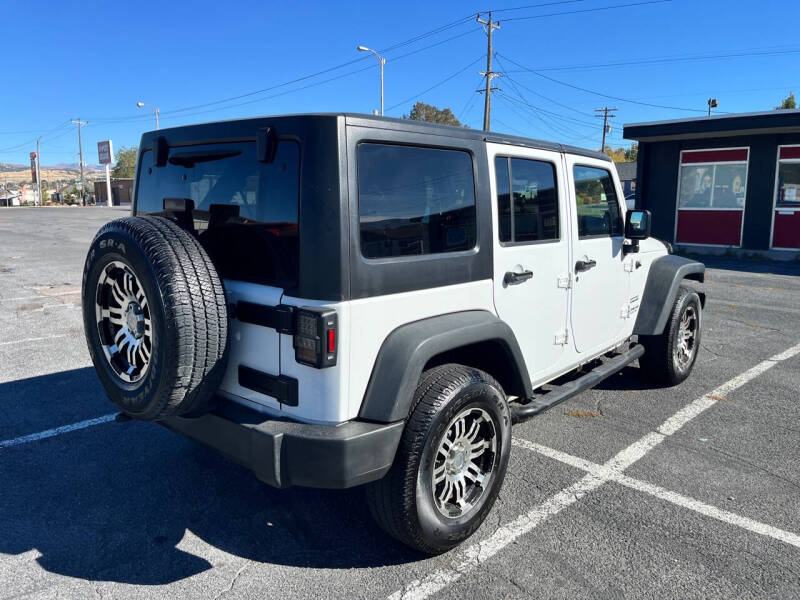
357, 143, 476, 259
573, 165, 623, 238
135, 141, 300, 286
495, 156, 559, 243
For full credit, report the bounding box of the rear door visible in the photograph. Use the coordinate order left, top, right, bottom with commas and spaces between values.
134, 140, 301, 413
565, 156, 629, 353
489, 144, 571, 382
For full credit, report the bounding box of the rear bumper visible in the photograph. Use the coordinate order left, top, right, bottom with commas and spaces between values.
161, 400, 404, 489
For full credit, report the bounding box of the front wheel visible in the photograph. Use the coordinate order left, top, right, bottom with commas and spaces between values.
366, 364, 511, 554
639, 285, 702, 385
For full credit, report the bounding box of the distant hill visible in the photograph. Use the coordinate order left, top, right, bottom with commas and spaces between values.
0, 164, 105, 185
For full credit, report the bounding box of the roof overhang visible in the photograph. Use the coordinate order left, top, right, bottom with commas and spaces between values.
623, 110, 800, 142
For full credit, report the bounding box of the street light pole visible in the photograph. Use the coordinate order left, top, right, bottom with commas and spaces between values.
70, 119, 88, 205
35, 137, 42, 206
137, 101, 160, 129
357, 45, 385, 116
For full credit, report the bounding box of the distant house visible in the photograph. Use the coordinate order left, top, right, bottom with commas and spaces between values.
0, 189, 19, 207
93, 178, 133, 206
624, 110, 800, 254
615, 161, 637, 199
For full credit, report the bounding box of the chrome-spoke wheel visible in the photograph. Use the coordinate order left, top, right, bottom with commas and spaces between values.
94, 260, 154, 383
674, 304, 698, 369
432, 407, 497, 518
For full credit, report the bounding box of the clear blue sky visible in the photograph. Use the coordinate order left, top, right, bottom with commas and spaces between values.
3, 0, 799, 166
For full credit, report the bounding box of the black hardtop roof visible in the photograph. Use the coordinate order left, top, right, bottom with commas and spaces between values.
624, 109, 800, 142
140, 112, 610, 162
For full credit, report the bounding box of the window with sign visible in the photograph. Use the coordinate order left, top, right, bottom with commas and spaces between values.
776, 161, 800, 208
677, 150, 748, 209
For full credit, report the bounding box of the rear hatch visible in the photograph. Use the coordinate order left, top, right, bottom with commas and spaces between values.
134, 138, 300, 413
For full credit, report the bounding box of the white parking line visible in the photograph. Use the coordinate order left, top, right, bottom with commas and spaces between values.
0, 414, 117, 450
387, 341, 800, 600
0, 334, 70, 347
514, 438, 800, 549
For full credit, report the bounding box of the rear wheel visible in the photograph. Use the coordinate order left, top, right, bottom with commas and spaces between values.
366, 364, 511, 554
82, 215, 229, 421
639, 286, 701, 385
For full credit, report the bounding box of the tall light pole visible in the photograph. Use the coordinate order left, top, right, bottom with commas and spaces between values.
70, 119, 88, 205
357, 45, 385, 116
137, 101, 160, 129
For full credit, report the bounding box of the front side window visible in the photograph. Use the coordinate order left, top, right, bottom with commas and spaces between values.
495, 156, 559, 243
358, 143, 476, 259
573, 165, 622, 238
135, 141, 300, 286
776, 162, 800, 208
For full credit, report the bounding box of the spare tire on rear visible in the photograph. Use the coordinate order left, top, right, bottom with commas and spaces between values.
82, 215, 229, 421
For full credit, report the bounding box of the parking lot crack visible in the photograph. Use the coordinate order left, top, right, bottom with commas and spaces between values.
710, 445, 800, 492
213, 563, 249, 600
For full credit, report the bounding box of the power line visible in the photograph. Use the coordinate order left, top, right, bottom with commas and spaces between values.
501, 0, 670, 21
87, 18, 481, 124
501, 46, 800, 73
494, 55, 594, 118
498, 52, 710, 113
386, 56, 484, 112
483, 0, 584, 14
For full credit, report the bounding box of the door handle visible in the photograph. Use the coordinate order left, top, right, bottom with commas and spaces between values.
575, 259, 597, 273
504, 270, 533, 285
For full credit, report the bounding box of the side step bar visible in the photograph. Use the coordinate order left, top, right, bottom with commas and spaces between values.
510, 343, 644, 424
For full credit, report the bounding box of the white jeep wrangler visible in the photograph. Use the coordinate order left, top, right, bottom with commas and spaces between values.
82, 114, 705, 554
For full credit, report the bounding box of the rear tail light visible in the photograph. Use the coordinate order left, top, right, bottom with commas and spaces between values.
293, 307, 338, 368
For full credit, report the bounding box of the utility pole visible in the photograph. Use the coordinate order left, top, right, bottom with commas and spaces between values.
476, 12, 500, 131
35, 137, 42, 206
595, 107, 617, 152
71, 119, 88, 205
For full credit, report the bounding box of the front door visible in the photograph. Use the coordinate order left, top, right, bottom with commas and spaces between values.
489, 144, 571, 383
566, 157, 630, 353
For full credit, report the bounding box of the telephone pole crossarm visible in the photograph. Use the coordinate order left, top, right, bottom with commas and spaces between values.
594, 107, 618, 152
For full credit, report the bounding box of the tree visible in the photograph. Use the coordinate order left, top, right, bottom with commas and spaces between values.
775, 92, 796, 110
403, 102, 463, 126
624, 143, 638, 162
112, 146, 139, 179
603, 146, 627, 162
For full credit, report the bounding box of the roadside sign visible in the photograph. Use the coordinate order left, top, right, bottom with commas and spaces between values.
97, 140, 113, 165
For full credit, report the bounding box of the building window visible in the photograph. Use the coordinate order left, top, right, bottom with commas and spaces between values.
776, 147, 800, 208
677, 149, 748, 209
573, 165, 623, 238
495, 156, 559, 243
357, 143, 476, 259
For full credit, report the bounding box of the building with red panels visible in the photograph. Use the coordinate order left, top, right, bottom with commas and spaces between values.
624, 111, 800, 256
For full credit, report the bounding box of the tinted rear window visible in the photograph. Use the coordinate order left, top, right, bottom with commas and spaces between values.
135, 141, 300, 286
357, 143, 476, 259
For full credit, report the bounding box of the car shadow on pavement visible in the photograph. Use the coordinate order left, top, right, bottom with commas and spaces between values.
0, 368, 420, 586
594, 365, 665, 391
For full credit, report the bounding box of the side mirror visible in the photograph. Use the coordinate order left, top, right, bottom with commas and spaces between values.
625, 209, 651, 240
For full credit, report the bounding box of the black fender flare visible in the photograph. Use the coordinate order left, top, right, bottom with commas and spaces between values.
633, 255, 706, 336
357, 310, 531, 423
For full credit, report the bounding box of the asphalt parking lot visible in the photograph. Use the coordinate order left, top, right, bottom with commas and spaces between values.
1, 206, 799, 599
